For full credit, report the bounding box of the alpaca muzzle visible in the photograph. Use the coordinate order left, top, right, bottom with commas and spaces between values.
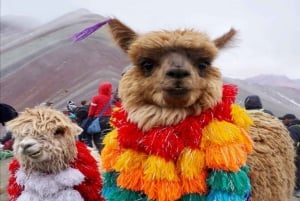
19, 139, 42, 158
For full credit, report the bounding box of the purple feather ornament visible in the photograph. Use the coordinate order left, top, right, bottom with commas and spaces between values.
72, 18, 111, 42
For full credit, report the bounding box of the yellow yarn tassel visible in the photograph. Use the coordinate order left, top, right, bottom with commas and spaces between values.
202, 120, 244, 145
113, 149, 147, 172
102, 129, 118, 147
231, 104, 253, 129
177, 148, 205, 178
101, 130, 125, 171
142, 179, 182, 201
143, 155, 179, 181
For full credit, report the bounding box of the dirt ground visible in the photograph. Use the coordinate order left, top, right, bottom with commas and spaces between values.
0, 157, 299, 201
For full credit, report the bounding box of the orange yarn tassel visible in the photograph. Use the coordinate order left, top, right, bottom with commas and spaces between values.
205, 143, 247, 171
142, 180, 182, 201
101, 146, 122, 171
181, 171, 208, 194
240, 128, 253, 153
117, 168, 144, 191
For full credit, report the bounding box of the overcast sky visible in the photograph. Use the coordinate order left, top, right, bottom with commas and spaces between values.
1, 0, 300, 79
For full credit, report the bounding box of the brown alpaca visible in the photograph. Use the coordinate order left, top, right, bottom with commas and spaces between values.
246, 111, 295, 201
99, 18, 295, 201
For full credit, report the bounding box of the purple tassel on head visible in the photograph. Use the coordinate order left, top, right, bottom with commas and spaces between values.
72, 18, 111, 42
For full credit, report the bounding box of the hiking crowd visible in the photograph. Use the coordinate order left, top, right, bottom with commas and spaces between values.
1, 90, 300, 197
63, 82, 118, 152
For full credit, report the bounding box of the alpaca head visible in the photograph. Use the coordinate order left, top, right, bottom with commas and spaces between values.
7, 107, 82, 174
108, 19, 236, 131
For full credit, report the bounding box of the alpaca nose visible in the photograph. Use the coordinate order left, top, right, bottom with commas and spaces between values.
21, 142, 34, 151
20, 139, 37, 152
166, 68, 190, 79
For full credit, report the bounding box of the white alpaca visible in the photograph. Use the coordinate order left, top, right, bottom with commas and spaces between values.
6, 107, 104, 201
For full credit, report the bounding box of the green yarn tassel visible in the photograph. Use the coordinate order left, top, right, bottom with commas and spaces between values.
180, 193, 206, 201
107, 188, 151, 201
102, 171, 152, 201
207, 166, 251, 196
102, 171, 119, 187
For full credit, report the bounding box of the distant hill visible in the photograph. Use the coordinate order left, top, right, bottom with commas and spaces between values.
1, 9, 299, 117
224, 77, 300, 117
245, 74, 300, 89
1, 9, 129, 111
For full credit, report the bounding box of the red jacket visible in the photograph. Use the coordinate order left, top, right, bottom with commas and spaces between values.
88, 82, 112, 117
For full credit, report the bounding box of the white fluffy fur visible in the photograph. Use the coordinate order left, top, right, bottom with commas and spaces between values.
15, 167, 84, 201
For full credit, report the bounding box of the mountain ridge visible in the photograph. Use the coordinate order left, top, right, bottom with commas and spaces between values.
1, 10, 299, 117
244, 74, 300, 89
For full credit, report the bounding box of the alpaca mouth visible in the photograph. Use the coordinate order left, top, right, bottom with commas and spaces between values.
28, 150, 42, 158
166, 87, 189, 96
163, 87, 190, 106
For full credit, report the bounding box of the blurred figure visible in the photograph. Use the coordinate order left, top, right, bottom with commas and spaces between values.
0, 103, 18, 125
75, 100, 90, 124
244, 95, 274, 116
279, 114, 297, 127
244, 95, 263, 110
279, 114, 300, 197
67, 100, 77, 113
0, 103, 18, 151
74, 100, 90, 143
66, 101, 77, 122
85, 82, 113, 151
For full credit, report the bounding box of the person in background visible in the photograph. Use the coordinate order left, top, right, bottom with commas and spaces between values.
85, 82, 113, 151
74, 100, 90, 144
279, 114, 297, 127
66, 101, 77, 122
75, 100, 90, 124
279, 113, 300, 197
0, 103, 18, 151
244, 95, 274, 116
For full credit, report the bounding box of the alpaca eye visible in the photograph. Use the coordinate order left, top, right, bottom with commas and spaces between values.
198, 61, 210, 70
54, 127, 65, 136
140, 59, 154, 72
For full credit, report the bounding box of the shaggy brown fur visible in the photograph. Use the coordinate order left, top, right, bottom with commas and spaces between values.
6, 107, 82, 174
109, 19, 230, 131
246, 111, 295, 201
107, 18, 295, 200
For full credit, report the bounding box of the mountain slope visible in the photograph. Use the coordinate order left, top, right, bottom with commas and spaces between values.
245, 74, 300, 89
1, 9, 299, 117
225, 77, 300, 116
1, 10, 129, 111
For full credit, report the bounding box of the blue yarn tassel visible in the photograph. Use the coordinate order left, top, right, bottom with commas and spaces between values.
207, 190, 244, 201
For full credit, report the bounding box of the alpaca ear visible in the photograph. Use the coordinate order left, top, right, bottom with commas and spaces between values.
213, 28, 236, 49
108, 18, 137, 52
72, 124, 83, 136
